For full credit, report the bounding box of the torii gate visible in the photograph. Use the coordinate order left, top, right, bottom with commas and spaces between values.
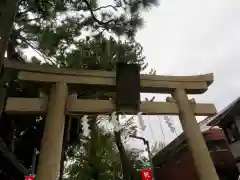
2, 60, 219, 180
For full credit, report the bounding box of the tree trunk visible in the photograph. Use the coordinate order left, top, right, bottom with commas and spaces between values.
114, 130, 133, 180
0, 0, 18, 74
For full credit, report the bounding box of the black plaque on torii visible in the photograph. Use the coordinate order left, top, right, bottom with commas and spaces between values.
115, 62, 141, 113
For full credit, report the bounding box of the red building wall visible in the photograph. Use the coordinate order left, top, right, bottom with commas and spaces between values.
154, 129, 238, 180
154, 147, 199, 180
203, 129, 227, 140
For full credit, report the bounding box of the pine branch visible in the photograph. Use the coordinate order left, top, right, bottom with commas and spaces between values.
82, 0, 116, 25
122, 0, 132, 6
93, 5, 120, 11
18, 35, 56, 65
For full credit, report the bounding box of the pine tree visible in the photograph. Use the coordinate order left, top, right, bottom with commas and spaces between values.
66, 116, 150, 180
0, 0, 158, 66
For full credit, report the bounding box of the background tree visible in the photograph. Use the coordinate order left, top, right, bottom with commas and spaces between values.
66, 115, 162, 180
1, 0, 158, 65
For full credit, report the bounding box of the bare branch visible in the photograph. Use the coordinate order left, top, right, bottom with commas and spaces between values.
18, 35, 56, 65
122, 0, 132, 6
82, 0, 116, 25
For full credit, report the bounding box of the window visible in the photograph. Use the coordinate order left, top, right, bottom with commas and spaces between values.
206, 140, 229, 151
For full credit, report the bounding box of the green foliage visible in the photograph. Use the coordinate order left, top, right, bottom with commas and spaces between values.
9, 0, 158, 63
58, 37, 147, 70
66, 124, 149, 180
66, 130, 121, 180
65, 115, 165, 180
151, 141, 165, 156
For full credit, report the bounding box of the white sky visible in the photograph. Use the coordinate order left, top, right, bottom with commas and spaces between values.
129, 0, 240, 151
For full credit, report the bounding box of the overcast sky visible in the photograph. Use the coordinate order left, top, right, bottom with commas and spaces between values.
129, 0, 240, 151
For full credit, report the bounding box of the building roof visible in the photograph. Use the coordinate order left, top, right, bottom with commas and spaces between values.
152, 97, 240, 167
204, 97, 240, 127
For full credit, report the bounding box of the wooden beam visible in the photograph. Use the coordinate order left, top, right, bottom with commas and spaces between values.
5, 98, 217, 116
4, 59, 213, 85
4, 60, 214, 94
17, 71, 209, 94
5, 98, 46, 114
68, 100, 216, 115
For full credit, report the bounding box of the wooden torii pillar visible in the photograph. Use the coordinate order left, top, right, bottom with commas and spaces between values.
4, 60, 219, 180
173, 88, 219, 180
36, 82, 68, 180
